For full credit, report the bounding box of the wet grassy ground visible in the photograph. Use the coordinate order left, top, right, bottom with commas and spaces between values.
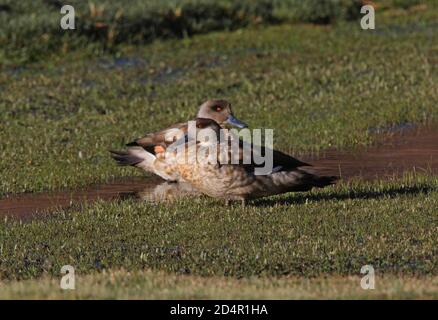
1, 6, 437, 298
1, 9, 437, 195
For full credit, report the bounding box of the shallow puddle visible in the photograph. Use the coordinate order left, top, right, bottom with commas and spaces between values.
305, 127, 438, 180
0, 177, 200, 220
0, 127, 437, 219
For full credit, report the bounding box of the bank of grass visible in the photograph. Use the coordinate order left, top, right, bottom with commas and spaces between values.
1, 9, 437, 195
1, 269, 436, 299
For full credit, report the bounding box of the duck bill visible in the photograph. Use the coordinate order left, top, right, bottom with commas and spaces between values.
226, 115, 248, 128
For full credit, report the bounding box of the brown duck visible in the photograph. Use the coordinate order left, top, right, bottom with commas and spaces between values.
168, 118, 337, 206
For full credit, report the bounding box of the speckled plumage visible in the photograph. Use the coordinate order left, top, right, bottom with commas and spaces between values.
169, 119, 337, 205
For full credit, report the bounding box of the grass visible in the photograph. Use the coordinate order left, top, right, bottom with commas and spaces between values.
1, 177, 437, 281
3, 1, 436, 66
0, 5, 437, 299
1, 270, 436, 299
1, 8, 437, 195
0, 0, 368, 65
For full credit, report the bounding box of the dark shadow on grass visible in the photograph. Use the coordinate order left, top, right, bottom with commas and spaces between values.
252, 184, 435, 207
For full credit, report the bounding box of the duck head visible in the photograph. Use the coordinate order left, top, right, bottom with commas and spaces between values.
196, 99, 247, 129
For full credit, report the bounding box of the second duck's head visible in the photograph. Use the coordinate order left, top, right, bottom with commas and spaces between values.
196, 99, 247, 129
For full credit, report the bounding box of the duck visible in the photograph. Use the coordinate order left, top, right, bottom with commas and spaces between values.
158, 118, 338, 206
110, 99, 247, 181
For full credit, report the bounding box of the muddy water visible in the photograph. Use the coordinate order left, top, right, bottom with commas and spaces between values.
1, 127, 437, 219
0, 177, 200, 220
304, 127, 438, 180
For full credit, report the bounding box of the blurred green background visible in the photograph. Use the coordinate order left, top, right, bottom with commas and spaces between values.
1, 0, 433, 65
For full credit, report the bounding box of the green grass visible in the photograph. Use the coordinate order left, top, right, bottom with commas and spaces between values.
1, 270, 436, 299
3, 1, 436, 65
1, 9, 437, 195
1, 177, 437, 280
1, 6, 438, 299
0, 0, 370, 65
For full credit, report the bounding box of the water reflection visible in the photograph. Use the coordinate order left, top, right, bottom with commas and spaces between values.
0, 178, 202, 220
132, 181, 201, 202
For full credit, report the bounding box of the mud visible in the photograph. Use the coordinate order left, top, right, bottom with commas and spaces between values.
1, 127, 437, 219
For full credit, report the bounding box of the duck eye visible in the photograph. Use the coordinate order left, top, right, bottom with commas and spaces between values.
215, 106, 222, 112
